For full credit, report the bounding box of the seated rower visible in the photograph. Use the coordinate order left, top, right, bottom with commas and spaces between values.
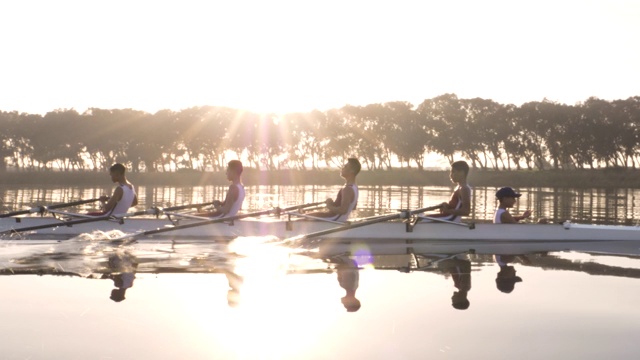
423, 160, 471, 222
306, 158, 361, 222
89, 163, 138, 216
195, 160, 245, 218
493, 187, 547, 224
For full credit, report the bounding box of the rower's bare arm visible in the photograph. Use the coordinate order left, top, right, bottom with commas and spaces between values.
457, 186, 471, 216
500, 211, 518, 224
514, 210, 532, 222
103, 187, 123, 212
131, 193, 138, 207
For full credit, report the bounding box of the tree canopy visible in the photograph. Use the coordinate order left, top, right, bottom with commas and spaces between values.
2, 95, 639, 172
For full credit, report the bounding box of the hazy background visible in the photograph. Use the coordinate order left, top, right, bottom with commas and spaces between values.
1, 0, 639, 115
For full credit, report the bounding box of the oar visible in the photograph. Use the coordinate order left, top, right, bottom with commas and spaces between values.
0, 198, 102, 218
1, 201, 325, 237
155, 201, 325, 220
152, 201, 219, 214
418, 215, 475, 229
0, 214, 113, 235
0, 203, 224, 235
111, 201, 326, 242
281, 205, 442, 243
0, 207, 170, 235
272, 201, 324, 217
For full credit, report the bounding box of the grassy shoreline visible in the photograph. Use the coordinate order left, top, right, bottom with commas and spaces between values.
1, 168, 639, 188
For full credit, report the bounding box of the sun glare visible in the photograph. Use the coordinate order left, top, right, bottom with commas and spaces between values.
218, 239, 343, 357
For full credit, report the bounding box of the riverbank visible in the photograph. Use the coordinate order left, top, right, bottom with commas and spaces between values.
1, 168, 638, 188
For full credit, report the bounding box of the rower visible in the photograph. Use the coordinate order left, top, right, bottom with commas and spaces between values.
195, 160, 245, 218
306, 158, 361, 222
493, 187, 548, 224
421, 160, 471, 222
89, 163, 138, 216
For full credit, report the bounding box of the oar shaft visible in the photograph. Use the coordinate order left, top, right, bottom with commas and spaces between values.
127, 208, 276, 238
0, 198, 102, 218
0, 215, 112, 235
276, 201, 324, 212
46, 198, 102, 210
295, 205, 442, 241
160, 201, 218, 212
119, 201, 328, 240
0, 209, 34, 218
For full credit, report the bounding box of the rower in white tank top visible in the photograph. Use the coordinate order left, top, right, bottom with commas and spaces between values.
111, 184, 137, 215
195, 183, 245, 218
332, 184, 358, 222
305, 158, 362, 222
223, 184, 245, 217
493, 208, 507, 224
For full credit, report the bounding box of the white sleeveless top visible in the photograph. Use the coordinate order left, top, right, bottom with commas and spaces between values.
422, 184, 471, 223
493, 208, 506, 223
112, 184, 136, 215
446, 184, 472, 222
223, 184, 245, 217
333, 184, 358, 222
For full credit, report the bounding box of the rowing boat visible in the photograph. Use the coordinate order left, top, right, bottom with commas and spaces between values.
2, 214, 640, 254
312, 221, 640, 257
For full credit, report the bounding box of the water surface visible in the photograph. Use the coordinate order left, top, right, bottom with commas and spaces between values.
2, 185, 640, 359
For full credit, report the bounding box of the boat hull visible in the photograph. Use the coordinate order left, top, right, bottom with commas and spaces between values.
2, 217, 640, 255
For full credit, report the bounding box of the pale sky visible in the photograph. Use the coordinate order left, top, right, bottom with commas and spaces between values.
1, 0, 639, 115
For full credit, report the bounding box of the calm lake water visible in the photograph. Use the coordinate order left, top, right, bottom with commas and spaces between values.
2, 185, 640, 359
3, 184, 640, 224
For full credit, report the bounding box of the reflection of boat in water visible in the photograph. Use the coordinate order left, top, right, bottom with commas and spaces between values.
317, 241, 640, 282
2, 217, 640, 255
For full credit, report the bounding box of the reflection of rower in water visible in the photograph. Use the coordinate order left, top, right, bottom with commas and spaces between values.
437, 256, 472, 310
494, 254, 529, 294
336, 257, 361, 312
224, 268, 244, 308
102, 251, 138, 302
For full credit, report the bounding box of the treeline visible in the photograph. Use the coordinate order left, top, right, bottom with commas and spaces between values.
1, 94, 639, 172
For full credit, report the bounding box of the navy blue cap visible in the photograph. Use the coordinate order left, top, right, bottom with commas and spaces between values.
496, 187, 522, 199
